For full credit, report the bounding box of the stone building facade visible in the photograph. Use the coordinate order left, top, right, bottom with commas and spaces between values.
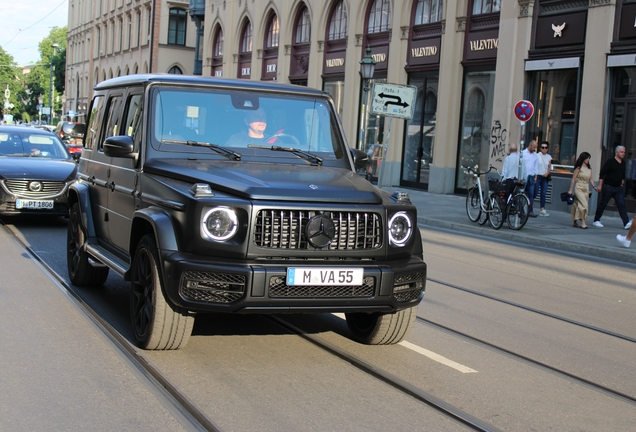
65, 0, 198, 120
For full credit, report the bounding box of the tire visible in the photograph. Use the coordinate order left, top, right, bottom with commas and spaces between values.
466, 187, 481, 222
506, 194, 530, 230
345, 306, 417, 345
488, 194, 504, 230
130, 235, 194, 350
67, 202, 109, 286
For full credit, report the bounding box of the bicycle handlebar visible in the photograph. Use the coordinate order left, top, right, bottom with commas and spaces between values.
462, 165, 497, 177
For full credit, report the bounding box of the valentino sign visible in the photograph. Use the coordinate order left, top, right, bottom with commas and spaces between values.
469, 38, 498, 51
411, 46, 438, 57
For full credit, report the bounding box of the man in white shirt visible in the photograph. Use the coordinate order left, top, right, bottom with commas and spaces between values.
502, 143, 520, 180
521, 140, 539, 217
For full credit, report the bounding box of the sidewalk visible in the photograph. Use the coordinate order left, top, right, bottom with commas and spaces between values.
382, 187, 636, 265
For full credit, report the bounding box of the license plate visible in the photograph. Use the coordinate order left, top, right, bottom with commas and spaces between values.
15, 199, 54, 210
286, 268, 364, 286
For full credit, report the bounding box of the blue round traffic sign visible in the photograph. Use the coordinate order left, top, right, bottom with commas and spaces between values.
514, 100, 534, 122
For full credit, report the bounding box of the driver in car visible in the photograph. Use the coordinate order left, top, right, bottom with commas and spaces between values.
226, 108, 269, 146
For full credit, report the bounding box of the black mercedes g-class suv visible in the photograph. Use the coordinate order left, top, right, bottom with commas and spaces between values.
68, 74, 426, 350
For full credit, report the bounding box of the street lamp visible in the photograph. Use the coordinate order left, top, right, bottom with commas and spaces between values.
359, 46, 376, 92
49, 43, 59, 124
359, 46, 377, 156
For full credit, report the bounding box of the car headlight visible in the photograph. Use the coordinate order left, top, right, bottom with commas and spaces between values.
388, 212, 412, 247
202, 207, 238, 241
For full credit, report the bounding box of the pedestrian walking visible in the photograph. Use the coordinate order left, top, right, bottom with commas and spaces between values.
593, 146, 632, 230
629, 152, 636, 199
522, 140, 538, 217
536, 141, 552, 216
568, 152, 598, 229
616, 215, 636, 248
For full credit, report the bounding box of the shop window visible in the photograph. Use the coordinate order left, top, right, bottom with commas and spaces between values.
415, 0, 443, 25
328, 1, 347, 40
266, 14, 279, 48
457, 70, 496, 190
295, 7, 310, 44
472, 0, 500, 15
368, 0, 391, 33
168, 8, 187, 46
526, 69, 580, 166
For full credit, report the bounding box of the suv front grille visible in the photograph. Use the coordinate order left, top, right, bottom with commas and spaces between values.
2, 180, 67, 198
254, 210, 382, 250
269, 276, 375, 298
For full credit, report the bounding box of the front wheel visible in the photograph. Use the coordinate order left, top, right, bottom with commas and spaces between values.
488, 194, 504, 230
345, 306, 417, 345
67, 202, 109, 286
506, 194, 530, 230
130, 235, 194, 350
466, 187, 481, 222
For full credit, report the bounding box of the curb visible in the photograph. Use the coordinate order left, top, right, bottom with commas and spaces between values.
417, 217, 636, 265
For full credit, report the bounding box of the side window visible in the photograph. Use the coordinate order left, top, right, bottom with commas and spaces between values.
102, 95, 123, 149
84, 95, 105, 150
123, 93, 143, 149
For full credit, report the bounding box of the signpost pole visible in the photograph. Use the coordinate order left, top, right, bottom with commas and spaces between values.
512, 100, 535, 181
378, 116, 393, 187
518, 121, 526, 180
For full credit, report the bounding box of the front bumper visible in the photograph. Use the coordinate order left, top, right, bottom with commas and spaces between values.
161, 251, 427, 314
0, 185, 71, 216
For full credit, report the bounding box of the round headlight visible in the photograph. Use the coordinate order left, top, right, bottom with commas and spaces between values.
388, 212, 412, 246
202, 207, 238, 241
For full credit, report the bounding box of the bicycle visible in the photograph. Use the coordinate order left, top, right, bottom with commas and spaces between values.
489, 173, 530, 230
464, 165, 504, 229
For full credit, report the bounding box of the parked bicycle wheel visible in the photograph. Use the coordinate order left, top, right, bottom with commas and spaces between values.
506, 194, 529, 230
466, 187, 481, 222
478, 206, 489, 225
488, 194, 504, 230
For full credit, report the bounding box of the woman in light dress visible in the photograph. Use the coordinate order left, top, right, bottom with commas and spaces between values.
568, 152, 598, 229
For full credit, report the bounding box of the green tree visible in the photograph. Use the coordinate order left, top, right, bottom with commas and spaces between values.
0, 46, 24, 121
22, 26, 67, 121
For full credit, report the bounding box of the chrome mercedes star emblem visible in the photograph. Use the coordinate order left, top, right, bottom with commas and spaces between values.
306, 215, 336, 248
309, 184, 318, 190
28, 181, 43, 192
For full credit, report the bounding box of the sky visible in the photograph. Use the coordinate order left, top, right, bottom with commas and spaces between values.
1, 0, 69, 66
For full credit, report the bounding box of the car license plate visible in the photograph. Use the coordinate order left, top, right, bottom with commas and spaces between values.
286, 268, 364, 286
15, 199, 54, 210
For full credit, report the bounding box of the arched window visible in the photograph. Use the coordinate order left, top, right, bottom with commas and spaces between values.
125, 66, 130, 75
168, 65, 183, 74
414, 0, 443, 25
295, 7, 310, 44
168, 8, 187, 45
328, 1, 347, 40
241, 21, 253, 53
266, 14, 279, 48
213, 28, 224, 57
472, 0, 500, 15
133, 63, 138, 74
368, 0, 391, 33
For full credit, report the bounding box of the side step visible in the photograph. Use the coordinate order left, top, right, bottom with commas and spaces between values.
86, 243, 129, 277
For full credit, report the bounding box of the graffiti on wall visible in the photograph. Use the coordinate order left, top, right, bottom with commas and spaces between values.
490, 120, 507, 163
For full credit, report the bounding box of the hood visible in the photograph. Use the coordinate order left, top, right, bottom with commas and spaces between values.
0, 157, 77, 181
144, 158, 383, 203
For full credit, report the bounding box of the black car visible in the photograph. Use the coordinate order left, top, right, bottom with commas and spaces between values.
0, 126, 77, 216
68, 74, 427, 350
54, 121, 86, 155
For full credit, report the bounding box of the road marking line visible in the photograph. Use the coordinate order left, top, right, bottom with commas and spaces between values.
399, 341, 477, 373
332, 313, 477, 373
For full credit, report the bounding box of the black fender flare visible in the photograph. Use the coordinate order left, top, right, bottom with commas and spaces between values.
131, 207, 179, 254
68, 182, 97, 238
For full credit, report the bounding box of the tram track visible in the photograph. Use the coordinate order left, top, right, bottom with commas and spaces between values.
3, 223, 221, 432
424, 278, 636, 406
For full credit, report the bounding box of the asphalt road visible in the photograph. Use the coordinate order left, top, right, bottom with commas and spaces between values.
3, 216, 636, 431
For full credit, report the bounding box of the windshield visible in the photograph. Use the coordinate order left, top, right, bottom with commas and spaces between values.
150, 87, 346, 165
0, 131, 70, 159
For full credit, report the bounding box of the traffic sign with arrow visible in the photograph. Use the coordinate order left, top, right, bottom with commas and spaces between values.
370, 83, 417, 120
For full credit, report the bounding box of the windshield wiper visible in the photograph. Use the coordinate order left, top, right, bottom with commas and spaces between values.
161, 139, 241, 161
247, 144, 323, 166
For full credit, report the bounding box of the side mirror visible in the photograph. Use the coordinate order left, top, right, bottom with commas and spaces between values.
72, 152, 81, 162
350, 148, 369, 170
103, 135, 136, 158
